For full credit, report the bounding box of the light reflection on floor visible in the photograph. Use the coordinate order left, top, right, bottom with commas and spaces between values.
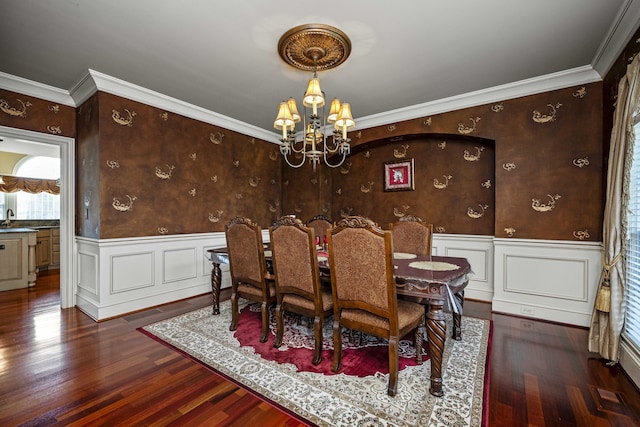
34, 310, 61, 341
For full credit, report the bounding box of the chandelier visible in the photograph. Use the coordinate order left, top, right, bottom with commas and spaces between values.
274, 24, 355, 171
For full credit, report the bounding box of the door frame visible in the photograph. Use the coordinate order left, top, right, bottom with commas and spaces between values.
0, 125, 76, 308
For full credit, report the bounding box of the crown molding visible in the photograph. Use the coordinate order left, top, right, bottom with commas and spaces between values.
70, 69, 280, 143
0, 72, 75, 106
592, 0, 640, 76
354, 65, 602, 131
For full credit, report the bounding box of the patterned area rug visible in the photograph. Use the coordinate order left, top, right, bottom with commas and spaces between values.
141, 300, 491, 426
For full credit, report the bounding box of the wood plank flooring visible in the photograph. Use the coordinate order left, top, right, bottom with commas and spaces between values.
0, 270, 639, 426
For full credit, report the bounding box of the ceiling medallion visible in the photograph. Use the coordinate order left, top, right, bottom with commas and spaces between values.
278, 24, 352, 71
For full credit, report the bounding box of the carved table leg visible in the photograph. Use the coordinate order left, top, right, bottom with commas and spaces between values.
211, 262, 221, 315
426, 298, 446, 397
453, 290, 464, 341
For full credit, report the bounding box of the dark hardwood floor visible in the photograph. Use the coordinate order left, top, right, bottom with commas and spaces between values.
1, 270, 639, 426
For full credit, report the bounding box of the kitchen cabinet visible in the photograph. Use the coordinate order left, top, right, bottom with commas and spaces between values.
36, 229, 51, 268
51, 227, 60, 266
0, 228, 37, 291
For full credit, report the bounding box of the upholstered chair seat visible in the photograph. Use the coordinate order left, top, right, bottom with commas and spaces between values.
270, 215, 334, 365
329, 216, 424, 396
226, 216, 276, 343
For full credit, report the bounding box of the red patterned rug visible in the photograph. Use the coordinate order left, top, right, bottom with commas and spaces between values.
233, 303, 423, 376
141, 300, 491, 426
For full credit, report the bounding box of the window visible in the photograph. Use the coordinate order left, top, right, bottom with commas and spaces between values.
624, 117, 640, 350
14, 156, 60, 220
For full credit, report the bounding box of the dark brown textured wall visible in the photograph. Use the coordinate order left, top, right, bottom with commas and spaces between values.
0, 89, 75, 138
284, 82, 604, 242
76, 92, 282, 238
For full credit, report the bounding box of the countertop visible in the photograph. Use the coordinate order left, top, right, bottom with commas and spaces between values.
0, 227, 37, 234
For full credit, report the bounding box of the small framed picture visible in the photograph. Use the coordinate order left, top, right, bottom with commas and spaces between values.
384, 158, 415, 191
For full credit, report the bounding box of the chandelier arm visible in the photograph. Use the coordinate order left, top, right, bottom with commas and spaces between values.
322, 149, 349, 168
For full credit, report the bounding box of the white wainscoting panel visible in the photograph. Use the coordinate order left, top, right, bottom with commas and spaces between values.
432, 234, 494, 302
163, 247, 197, 283
493, 238, 603, 327
111, 252, 154, 293
75, 232, 228, 320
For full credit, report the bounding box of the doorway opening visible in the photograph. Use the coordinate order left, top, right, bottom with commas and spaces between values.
0, 126, 75, 308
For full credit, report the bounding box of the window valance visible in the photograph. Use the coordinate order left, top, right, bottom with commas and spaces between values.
0, 175, 60, 195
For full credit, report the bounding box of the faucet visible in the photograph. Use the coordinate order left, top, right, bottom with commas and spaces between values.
2, 208, 14, 227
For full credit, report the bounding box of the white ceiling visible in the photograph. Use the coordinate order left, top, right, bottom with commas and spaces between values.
1, 0, 640, 138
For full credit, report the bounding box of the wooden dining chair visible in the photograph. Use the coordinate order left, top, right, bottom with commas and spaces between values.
389, 215, 433, 257
225, 216, 276, 343
328, 215, 424, 396
269, 215, 333, 365
306, 214, 333, 244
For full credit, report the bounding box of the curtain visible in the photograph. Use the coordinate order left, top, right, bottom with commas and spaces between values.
588, 55, 640, 362
0, 175, 60, 195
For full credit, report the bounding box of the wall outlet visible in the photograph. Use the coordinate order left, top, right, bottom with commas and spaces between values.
520, 306, 535, 316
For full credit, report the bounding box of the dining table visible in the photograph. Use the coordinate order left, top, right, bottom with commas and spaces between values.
205, 247, 472, 397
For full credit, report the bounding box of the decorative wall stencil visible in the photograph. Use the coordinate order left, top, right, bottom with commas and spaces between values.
249, 176, 261, 187
438, 141, 447, 149
463, 146, 485, 161
0, 98, 31, 117
423, 117, 432, 126
249, 137, 255, 144
233, 160, 240, 168
504, 227, 516, 237
336, 188, 342, 195
310, 177, 318, 185
532, 103, 562, 123
211, 175, 218, 183
531, 194, 561, 212
189, 153, 197, 161
502, 162, 516, 171
235, 193, 243, 199
269, 150, 278, 161
360, 181, 374, 193
393, 204, 410, 217
158, 227, 169, 234
353, 131, 362, 140
268, 201, 280, 213
270, 178, 277, 185
188, 188, 196, 197
481, 179, 492, 188
458, 117, 481, 134
49, 104, 60, 113
159, 111, 168, 121
322, 204, 329, 214
111, 108, 136, 126
112, 195, 137, 212
573, 157, 590, 168
339, 162, 352, 175
467, 204, 489, 219
364, 150, 371, 158
283, 180, 289, 186
573, 230, 590, 240
155, 164, 175, 180
47, 126, 62, 134
209, 131, 225, 145
573, 87, 587, 98
294, 204, 303, 214
389, 136, 404, 142
340, 207, 353, 218
384, 159, 415, 191
393, 144, 409, 158
208, 211, 224, 222
435, 226, 445, 233
106, 160, 120, 169
388, 124, 397, 132
433, 174, 452, 189
491, 103, 504, 112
